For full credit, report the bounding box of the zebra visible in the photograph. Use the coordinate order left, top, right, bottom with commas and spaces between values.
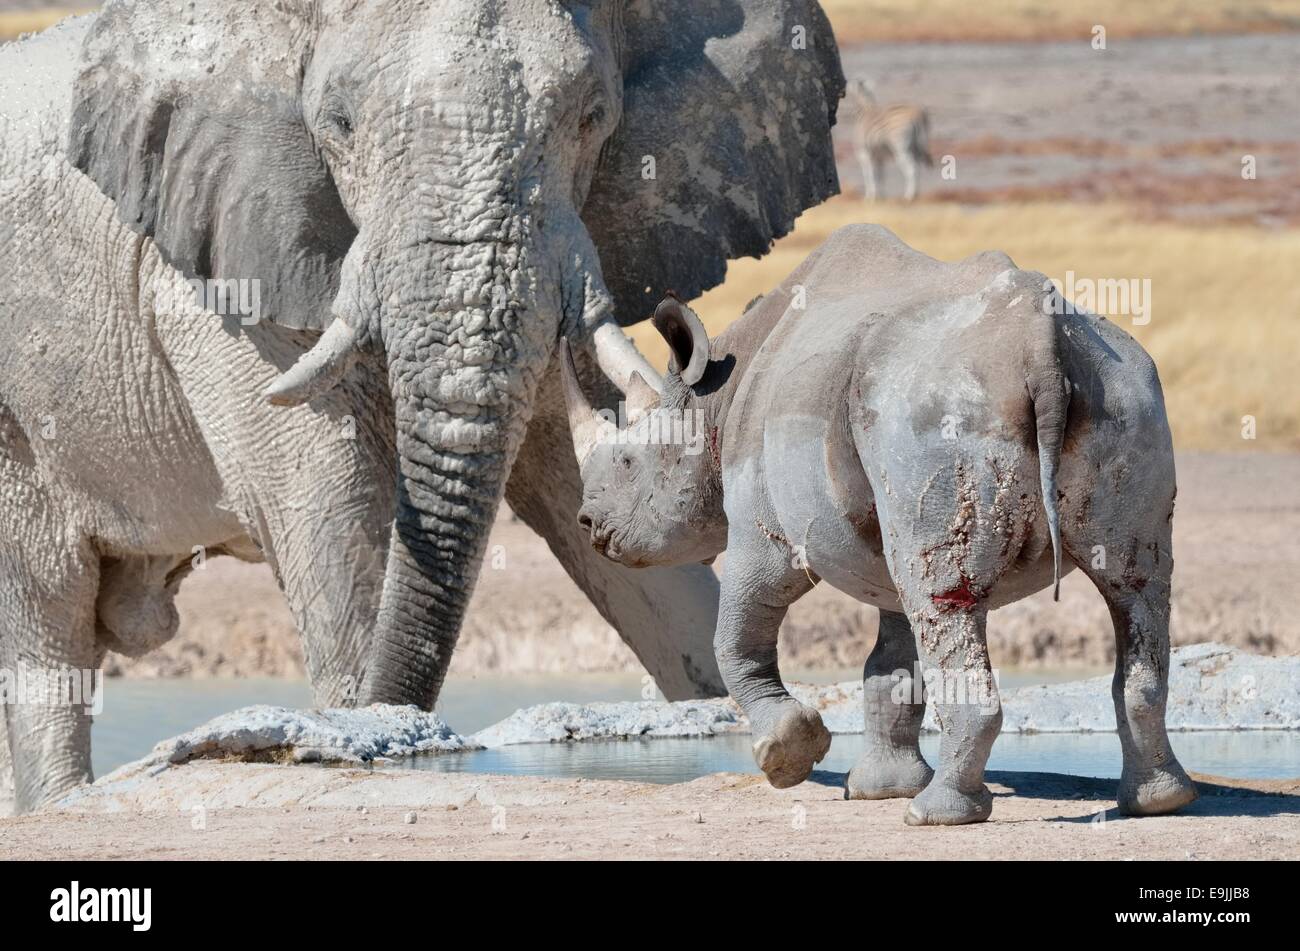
847, 79, 934, 201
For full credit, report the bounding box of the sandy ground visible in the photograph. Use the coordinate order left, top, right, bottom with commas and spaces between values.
111, 453, 1300, 680
1, 766, 1296, 860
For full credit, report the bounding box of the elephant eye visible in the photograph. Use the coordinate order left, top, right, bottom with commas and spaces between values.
320, 96, 355, 138
580, 101, 607, 133
329, 110, 353, 137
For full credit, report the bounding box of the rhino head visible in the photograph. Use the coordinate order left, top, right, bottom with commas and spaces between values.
560, 297, 728, 568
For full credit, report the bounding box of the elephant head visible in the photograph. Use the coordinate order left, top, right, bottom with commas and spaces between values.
68, 0, 844, 708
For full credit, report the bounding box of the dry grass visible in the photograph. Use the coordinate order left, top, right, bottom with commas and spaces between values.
0, 7, 89, 41
628, 196, 1300, 452
820, 0, 1300, 44
9, 0, 1300, 44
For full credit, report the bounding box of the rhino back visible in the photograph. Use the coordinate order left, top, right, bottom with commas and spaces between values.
722, 223, 1030, 465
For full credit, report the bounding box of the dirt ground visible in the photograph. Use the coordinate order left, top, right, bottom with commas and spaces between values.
2, 766, 1296, 860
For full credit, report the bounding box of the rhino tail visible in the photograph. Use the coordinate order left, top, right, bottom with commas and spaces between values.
1027, 323, 1070, 601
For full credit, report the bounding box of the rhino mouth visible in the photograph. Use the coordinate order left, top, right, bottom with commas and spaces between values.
590, 524, 619, 559
589, 524, 647, 567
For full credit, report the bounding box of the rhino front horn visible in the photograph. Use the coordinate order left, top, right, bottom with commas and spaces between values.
559, 338, 616, 467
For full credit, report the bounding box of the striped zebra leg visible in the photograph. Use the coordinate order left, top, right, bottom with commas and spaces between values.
858, 144, 880, 200
895, 144, 919, 201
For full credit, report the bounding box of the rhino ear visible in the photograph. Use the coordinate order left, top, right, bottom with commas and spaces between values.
585, 0, 844, 326
66, 0, 355, 332
652, 295, 711, 386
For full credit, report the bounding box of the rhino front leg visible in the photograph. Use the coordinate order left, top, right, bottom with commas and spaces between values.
505, 375, 724, 700
846, 609, 933, 800
713, 519, 829, 788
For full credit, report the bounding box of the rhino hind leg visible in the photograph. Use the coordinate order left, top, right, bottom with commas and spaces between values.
1071, 526, 1197, 816
845, 609, 933, 800
897, 605, 1001, 826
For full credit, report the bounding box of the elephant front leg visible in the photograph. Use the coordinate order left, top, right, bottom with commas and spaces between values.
0, 533, 99, 812
505, 379, 724, 700
254, 510, 390, 708
0, 710, 14, 816
846, 609, 933, 800
239, 408, 396, 707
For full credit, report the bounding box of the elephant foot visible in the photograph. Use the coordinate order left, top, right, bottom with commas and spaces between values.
904, 781, 993, 826
845, 751, 934, 800
1118, 761, 1198, 816
752, 704, 832, 789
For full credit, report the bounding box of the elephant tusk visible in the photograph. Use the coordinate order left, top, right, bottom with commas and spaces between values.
591, 319, 663, 395
264, 316, 360, 407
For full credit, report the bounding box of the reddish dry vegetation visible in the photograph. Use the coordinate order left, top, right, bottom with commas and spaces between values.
839, 135, 1300, 226
821, 0, 1300, 45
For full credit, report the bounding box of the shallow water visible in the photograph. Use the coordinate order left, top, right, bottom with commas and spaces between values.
394, 731, 1300, 784
89, 668, 1097, 775
90, 671, 1299, 783
92, 672, 647, 774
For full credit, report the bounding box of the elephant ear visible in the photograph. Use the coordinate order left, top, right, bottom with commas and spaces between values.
66, 0, 355, 331
584, 0, 845, 325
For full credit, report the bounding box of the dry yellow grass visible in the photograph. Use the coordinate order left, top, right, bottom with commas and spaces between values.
0, 7, 90, 41
9, 0, 1299, 43
629, 196, 1300, 452
820, 0, 1300, 43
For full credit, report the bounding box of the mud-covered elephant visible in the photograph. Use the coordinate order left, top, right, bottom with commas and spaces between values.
0, 0, 844, 810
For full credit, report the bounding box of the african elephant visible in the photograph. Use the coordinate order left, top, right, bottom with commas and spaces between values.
0, 0, 845, 811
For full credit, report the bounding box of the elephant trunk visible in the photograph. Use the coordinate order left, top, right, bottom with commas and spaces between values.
357, 216, 540, 707
363, 404, 508, 707
355, 196, 659, 707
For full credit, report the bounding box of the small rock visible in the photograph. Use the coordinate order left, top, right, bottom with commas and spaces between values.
404, 812, 418, 825
446, 804, 458, 812
693, 812, 704, 824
